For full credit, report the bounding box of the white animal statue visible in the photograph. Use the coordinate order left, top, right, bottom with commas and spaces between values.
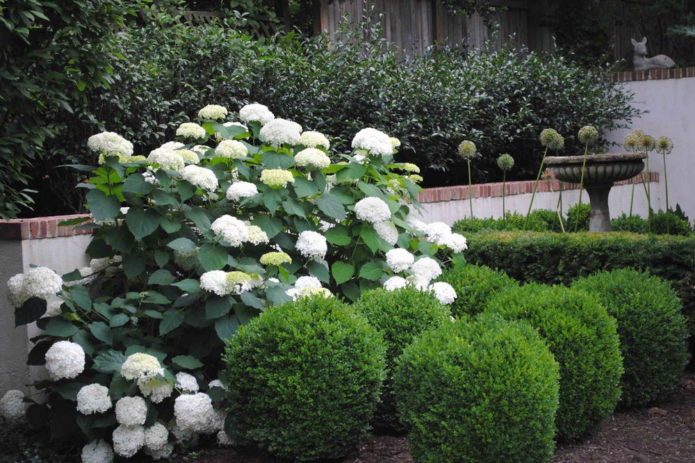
631, 37, 675, 71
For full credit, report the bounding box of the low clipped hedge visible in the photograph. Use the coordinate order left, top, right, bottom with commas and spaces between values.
393, 313, 560, 463
486, 284, 623, 442
439, 263, 518, 318
353, 287, 451, 432
573, 269, 689, 408
465, 231, 695, 338
221, 296, 386, 461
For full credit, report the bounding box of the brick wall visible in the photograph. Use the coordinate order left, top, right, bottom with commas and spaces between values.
610, 66, 695, 83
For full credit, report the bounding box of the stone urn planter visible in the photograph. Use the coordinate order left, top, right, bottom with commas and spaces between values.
545, 153, 646, 232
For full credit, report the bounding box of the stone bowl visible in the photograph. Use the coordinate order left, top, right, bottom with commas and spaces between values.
545, 153, 646, 185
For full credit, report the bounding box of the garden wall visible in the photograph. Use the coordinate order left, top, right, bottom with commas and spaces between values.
606, 68, 695, 219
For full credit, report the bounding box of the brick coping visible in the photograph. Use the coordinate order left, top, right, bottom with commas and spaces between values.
0, 172, 658, 240
610, 66, 695, 82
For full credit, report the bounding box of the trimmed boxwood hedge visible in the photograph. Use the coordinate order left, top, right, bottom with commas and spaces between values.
221, 296, 386, 461
464, 231, 695, 338
486, 284, 623, 442
573, 269, 689, 408
439, 263, 518, 318
393, 313, 560, 463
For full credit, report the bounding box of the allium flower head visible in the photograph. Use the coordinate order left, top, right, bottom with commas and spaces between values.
497, 153, 514, 171
623, 132, 640, 152
198, 104, 228, 120
385, 248, 415, 273
115, 396, 147, 426
383, 276, 408, 291
352, 128, 393, 156
354, 197, 391, 223
176, 122, 207, 140
656, 136, 673, 155
175, 372, 199, 393
88, 132, 134, 164
578, 126, 599, 145
259, 118, 302, 145
81, 440, 114, 463
112, 424, 145, 458
180, 165, 218, 192
296, 231, 328, 261
294, 148, 331, 169
0, 390, 26, 421
299, 131, 330, 149
147, 148, 185, 171
260, 251, 292, 266
428, 281, 457, 304
639, 134, 656, 152
226, 181, 258, 201
260, 169, 294, 188
45, 341, 85, 380
174, 393, 218, 434
457, 140, 477, 159
539, 129, 564, 150
374, 221, 398, 245
216, 140, 248, 159
211, 215, 249, 247
121, 353, 163, 382
76, 384, 112, 415
239, 103, 275, 125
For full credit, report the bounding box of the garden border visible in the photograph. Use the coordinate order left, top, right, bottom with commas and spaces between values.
610, 66, 695, 82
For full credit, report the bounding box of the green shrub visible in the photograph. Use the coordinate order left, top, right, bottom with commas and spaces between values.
453, 211, 556, 233
573, 269, 689, 408
353, 287, 451, 431
566, 203, 590, 231
221, 296, 386, 461
612, 210, 691, 236
611, 214, 649, 233
530, 209, 565, 232
439, 263, 518, 317
393, 313, 560, 463
486, 284, 623, 441
465, 231, 695, 339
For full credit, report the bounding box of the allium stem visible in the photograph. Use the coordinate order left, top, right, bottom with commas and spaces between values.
525, 146, 548, 229
644, 154, 653, 233
629, 178, 635, 217
502, 171, 506, 222
578, 143, 589, 208
662, 153, 670, 212
467, 158, 474, 218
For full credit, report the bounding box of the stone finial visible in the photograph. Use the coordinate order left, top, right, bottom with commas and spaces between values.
632, 37, 676, 71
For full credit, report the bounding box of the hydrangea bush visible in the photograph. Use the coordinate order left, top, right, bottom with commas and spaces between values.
6, 103, 466, 461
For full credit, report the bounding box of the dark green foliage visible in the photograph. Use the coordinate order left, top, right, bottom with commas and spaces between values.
612, 210, 691, 236
465, 231, 695, 339
573, 269, 689, 408
486, 284, 623, 441
453, 210, 563, 233
611, 214, 649, 234
393, 313, 560, 463
439, 263, 518, 318
566, 203, 590, 232
221, 296, 386, 461
353, 287, 451, 431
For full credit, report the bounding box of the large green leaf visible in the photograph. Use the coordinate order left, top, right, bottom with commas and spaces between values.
214, 315, 239, 342
122, 174, 153, 195
359, 262, 383, 281
262, 189, 283, 214
205, 297, 232, 320
167, 237, 197, 252
89, 322, 113, 345
252, 215, 283, 238
15, 298, 46, 326
262, 152, 294, 169
86, 190, 120, 221
93, 350, 127, 374
240, 292, 264, 310
43, 317, 78, 337
172, 279, 200, 293
293, 177, 318, 198
160, 309, 185, 335
148, 269, 175, 285
282, 198, 306, 218
325, 226, 351, 245
317, 193, 346, 220
307, 261, 330, 284
184, 207, 211, 232
336, 163, 366, 181
199, 244, 228, 271
123, 252, 146, 279
126, 208, 159, 240
172, 355, 204, 370
331, 262, 354, 285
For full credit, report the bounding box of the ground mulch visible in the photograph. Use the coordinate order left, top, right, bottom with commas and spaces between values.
195, 375, 695, 463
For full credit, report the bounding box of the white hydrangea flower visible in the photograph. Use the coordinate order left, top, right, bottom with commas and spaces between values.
211, 215, 249, 247
239, 103, 275, 125
160, 141, 185, 150
144, 422, 169, 452
286, 275, 323, 300
299, 130, 330, 149
351, 128, 393, 156
0, 390, 26, 421
174, 393, 218, 434
76, 384, 112, 415
383, 276, 408, 291
121, 353, 164, 382
147, 148, 185, 171
198, 104, 228, 120
444, 233, 467, 253
44, 295, 63, 318
297, 287, 333, 299
45, 341, 85, 380
353, 150, 367, 164
138, 378, 174, 404
176, 122, 207, 140
411, 257, 442, 283
296, 231, 328, 261
215, 139, 248, 159
6, 266, 62, 307
246, 225, 269, 245
177, 149, 200, 164
390, 137, 401, 148
385, 248, 415, 273
217, 429, 234, 446
175, 372, 199, 393
112, 424, 145, 458
208, 379, 227, 391
374, 221, 398, 245
115, 396, 147, 426
259, 118, 301, 146
192, 144, 210, 156
180, 165, 218, 192
429, 282, 457, 305
200, 270, 230, 297
294, 148, 330, 169
169, 419, 199, 444
226, 271, 262, 296
81, 439, 114, 463
89, 257, 112, 273
87, 132, 134, 163
226, 181, 258, 201
425, 222, 452, 245
406, 215, 429, 233
354, 197, 391, 223
143, 166, 159, 185
260, 168, 294, 188
145, 442, 173, 461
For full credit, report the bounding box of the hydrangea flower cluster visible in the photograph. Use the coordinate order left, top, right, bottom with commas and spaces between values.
7, 266, 62, 307
0, 389, 26, 421
259, 118, 302, 146
351, 128, 393, 156
239, 103, 275, 125
298, 130, 330, 149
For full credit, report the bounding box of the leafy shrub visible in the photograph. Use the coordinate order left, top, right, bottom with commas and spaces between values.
530, 209, 566, 232
612, 210, 691, 236
353, 287, 451, 431
566, 203, 590, 231
453, 210, 559, 233
573, 269, 689, 408
221, 296, 386, 461
465, 231, 695, 339
486, 284, 623, 441
611, 214, 649, 234
393, 313, 560, 463
439, 263, 518, 317
7, 104, 466, 458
